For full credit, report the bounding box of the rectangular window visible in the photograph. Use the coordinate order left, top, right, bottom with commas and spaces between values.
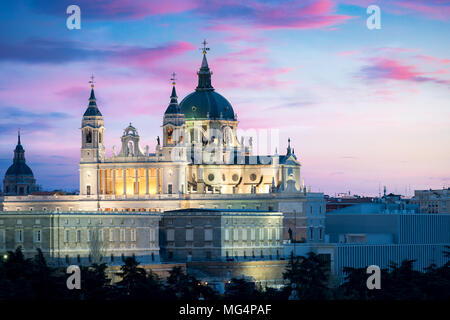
99, 229, 104, 242
109, 229, 115, 242
0, 230, 5, 243
242, 228, 247, 241
16, 229, 23, 242
34, 230, 41, 243
224, 229, 230, 241
186, 229, 194, 241
268, 228, 272, 240
120, 229, 125, 242
76, 230, 81, 243
166, 229, 174, 242
149, 228, 156, 242
64, 230, 70, 242
87, 230, 91, 242
131, 229, 136, 242
251, 229, 256, 241
233, 229, 239, 241
204, 229, 213, 241
168, 184, 173, 194
259, 228, 264, 241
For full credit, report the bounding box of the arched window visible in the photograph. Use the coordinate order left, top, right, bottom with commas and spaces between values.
86, 130, 92, 143
167, 127, 173, 144
99, 132, 103, 144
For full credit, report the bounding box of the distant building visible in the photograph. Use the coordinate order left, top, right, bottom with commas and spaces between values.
325, 195, 376, 212
411, 188, 450, 214
3, 132, 37, 196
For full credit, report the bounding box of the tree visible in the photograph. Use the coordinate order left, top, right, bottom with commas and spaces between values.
166, 266, 209, 300
224, 278, 257, 300
283, 252, 331, 300
80, 263, 112, 300
116, 256, 148, 298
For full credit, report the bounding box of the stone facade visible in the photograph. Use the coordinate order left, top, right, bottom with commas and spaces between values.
159, 209, 284, 262
0, 211, 160, 265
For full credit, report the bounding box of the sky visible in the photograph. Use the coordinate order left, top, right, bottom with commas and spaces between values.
0, 0, 448, 196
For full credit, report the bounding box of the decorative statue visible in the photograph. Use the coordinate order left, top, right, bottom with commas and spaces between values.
112, 145, 116, 156
157, 136, 160, 145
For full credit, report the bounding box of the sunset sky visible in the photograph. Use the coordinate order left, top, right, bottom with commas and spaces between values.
0, 0, 448, 196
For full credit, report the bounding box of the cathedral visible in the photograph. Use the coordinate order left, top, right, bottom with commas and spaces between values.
79, 47, 301, 200
0, 47, 325, 271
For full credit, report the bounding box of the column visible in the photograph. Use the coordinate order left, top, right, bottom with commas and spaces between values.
145, 168, 149, 195
112, 169, 116, 195
101, 169, 106, 195
135, 169, 138, 195
123, 168, 126, 195
97, 168, 101, 196
156, 168, 161, 194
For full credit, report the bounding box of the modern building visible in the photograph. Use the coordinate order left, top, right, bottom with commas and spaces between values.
286, 203, 450, 282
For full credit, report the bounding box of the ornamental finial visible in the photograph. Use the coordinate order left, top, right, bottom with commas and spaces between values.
200, 39, 210, 55
89, 74, 95, 88
170, 72, 177, 86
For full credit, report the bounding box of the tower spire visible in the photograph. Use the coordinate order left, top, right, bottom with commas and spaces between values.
83, 75, 102, 117
286, 138, 292, 155
196, 39, 214, 91
18, 129, 21, 145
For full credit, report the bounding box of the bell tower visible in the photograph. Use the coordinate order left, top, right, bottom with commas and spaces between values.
80, 76, 105, 196
162, 73, 185, 158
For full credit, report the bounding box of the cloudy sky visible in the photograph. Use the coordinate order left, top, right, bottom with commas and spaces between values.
0, 0, 448, 196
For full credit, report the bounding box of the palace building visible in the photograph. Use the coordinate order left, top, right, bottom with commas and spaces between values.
0, 47, 325, 267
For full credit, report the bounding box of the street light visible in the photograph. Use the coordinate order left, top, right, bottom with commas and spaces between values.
2, 254, 7, 261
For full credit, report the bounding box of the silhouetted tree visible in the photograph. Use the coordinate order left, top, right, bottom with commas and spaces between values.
283, 252, 331, 300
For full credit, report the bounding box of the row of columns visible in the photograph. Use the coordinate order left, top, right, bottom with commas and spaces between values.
99, 168, 162, 195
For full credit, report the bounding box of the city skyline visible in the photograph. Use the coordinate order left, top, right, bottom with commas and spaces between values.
0, 0, 449, 196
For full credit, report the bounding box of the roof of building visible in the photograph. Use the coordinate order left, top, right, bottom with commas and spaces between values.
326, 203, 418, 215
5, 132, 34, 177
83, 88, 102, 117
164, 208, 279, 214
164, 85, 182, 115
179, 53, 235, 121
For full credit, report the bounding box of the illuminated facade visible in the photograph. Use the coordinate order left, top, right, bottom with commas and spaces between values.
1, 50, 326, 249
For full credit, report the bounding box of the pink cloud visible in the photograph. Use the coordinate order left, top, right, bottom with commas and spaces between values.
112, 41, 196, 67
342, 0, 450, 21
32, 0, 200, 20
360, 54, 450, 86
395, 0, 450, 21
203, 0, 353, 32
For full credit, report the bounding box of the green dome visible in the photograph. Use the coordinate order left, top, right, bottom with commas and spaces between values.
179, 90, 235, 120
179, 52, 235, 121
